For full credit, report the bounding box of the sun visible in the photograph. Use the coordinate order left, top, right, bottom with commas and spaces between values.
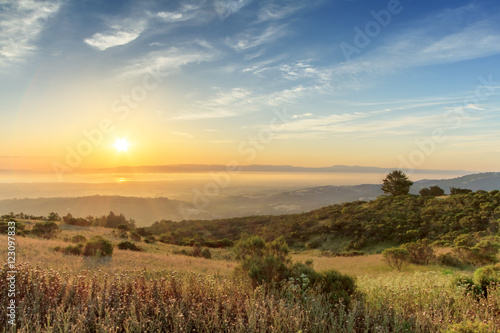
114, 138, 130, 152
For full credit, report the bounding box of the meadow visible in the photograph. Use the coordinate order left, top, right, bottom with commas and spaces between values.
1, 222, 499, 333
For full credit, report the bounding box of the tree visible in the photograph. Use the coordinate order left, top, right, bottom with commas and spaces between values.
381, 170, 413, 196
419, 185, 445, 197
47, 212, 60, 221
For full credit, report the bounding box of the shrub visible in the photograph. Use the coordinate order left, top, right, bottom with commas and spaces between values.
55, 243, 83, 256
144, 235, 157, 244
473, 264, 500, 296
236, 236, 356, 305
83, 236, 113, 257
117, 241, 142, 251
130, 231, 142, 242
70, 234, 87, 243
437, 253, 466, 269
419, 185, 445, 197
382, 247, 410, 271
402, 239, 435, 265
201, 248, 212, 259
453, 235, 500, 267
31, 221, 60, 239
0, 220, 26, 234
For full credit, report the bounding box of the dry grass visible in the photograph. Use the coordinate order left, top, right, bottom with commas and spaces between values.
1, 235, 236, 277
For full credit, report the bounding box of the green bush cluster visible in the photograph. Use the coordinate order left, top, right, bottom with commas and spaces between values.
235, 236, 356, 305
117, 241, 142, 251
82, 236, 113, 257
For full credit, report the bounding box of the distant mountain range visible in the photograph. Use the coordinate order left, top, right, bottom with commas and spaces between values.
0, 164, 471, 174
1, 172, 499, 227
78, 164, 472, 174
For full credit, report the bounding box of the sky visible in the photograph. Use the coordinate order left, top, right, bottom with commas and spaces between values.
1, 0, 500, 176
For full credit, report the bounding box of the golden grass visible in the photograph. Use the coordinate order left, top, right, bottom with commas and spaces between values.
1, 234, 237, 277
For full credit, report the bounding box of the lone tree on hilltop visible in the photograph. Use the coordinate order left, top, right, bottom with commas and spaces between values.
381, 170, 413, 196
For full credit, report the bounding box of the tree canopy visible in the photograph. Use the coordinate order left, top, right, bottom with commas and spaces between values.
381, 170, 414, 196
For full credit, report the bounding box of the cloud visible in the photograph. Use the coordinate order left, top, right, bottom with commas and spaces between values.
120, 43, 218, 79
84, 20, 146, 51
226, 24, 288, 51
292, 113, 313, 119
214, 0, 252, 20
156, 11, 187, 22
257, 0, 306, 22
174, 88, 256, 120
0, 0, 62, 67
335, 14, 500, 79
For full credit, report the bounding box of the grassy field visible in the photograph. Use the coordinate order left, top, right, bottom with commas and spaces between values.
1, 223, 499, 332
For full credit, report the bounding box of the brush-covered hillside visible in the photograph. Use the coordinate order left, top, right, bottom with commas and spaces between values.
144, 190, 500, 252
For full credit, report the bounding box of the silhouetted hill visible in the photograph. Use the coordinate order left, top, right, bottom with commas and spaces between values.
413, 172, 500, 193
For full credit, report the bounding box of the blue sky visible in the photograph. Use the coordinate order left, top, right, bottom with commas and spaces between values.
1, 0, 500, 173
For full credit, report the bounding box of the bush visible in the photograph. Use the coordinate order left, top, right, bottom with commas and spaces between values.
402, 239, 435, 265
437, 253, 466, 269
201, 248, 212, 259
55, 243, 83, 256
144, 235, 157, 244
70, 234, 87, 243
31, 221, 60, 239
130, 231, 141, 242
117, 241, 142, 251
236, 236, 356, 305
382, 247, 410, 271
453, 235, 500, 267
473, 264, 500, 295
419, 186, 445, 197
83, 236, 113, 257
0, 220, 26, 235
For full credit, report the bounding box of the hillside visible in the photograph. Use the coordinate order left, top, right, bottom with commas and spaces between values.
145, 190, 500, 252
412, 172, 500, 192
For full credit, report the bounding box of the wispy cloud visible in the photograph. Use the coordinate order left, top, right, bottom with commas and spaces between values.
0, 0, 62, 67
335, 13, 500, 79
257, 0, 306, 22
174, 88, 256, 120
226, 24, 288, 51
120, 43, 218, 79
214, 0, 252, 20
84, 19, 146, 51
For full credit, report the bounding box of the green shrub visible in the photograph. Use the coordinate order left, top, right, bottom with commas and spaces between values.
117, 241, 142, 251
473, 264, 500, 295
144, 235, 157, 244
201, 248, 212, 259
83, 236, 113, 257
453, 235, 500, 267
70, 234, 87, 243
437, 253, 466, 269
31, 221, 60, 239
402, 239, 435, 265
236, 236, 356, 305
55, 243, 83, 256
130, 231, 141, 242
382, 247, 410, 271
